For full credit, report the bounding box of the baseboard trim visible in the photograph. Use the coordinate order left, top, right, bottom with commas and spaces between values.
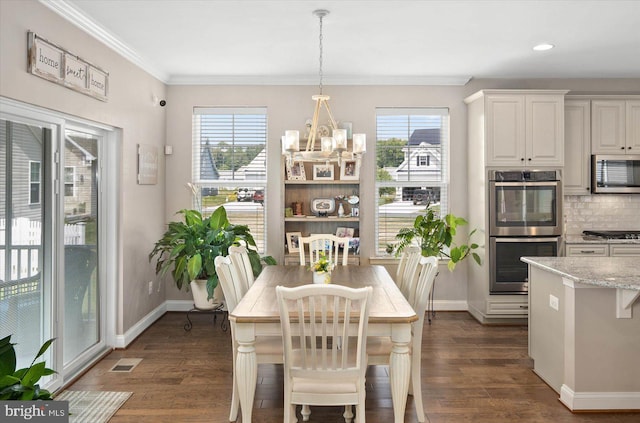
560, 384, 640, 411
165, 300, 194, 312
114, 302, 167, 348
432, 300, 468, 311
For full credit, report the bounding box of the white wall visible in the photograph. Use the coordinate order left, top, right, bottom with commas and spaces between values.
0, 0, 167, 333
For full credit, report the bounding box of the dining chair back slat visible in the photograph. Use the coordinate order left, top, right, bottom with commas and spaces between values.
298, 234, 350, 267
228, 244, 254, 291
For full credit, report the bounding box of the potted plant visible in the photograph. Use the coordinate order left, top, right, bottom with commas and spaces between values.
0, 335, 56, 400
149, 207, 276, 306
394, 205, 481, 271
310, 251, 332, 284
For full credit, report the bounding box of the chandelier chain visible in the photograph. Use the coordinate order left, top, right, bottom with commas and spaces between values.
318, 12, 324, 95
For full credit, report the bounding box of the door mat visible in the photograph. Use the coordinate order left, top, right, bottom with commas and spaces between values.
109, 358, 142, 372
55, 391, 132, 423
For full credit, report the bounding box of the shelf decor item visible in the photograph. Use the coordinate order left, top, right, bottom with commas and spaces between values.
286, 161, 306, 181
313, 164, 334, 180
340, 159, 359, 180
310, 198, 335, 217
286, 232, 302, 253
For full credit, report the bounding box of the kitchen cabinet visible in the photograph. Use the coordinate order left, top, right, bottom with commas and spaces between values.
564, 99, 591, 195
565, 244, 608, 257
464, 89, 568, 324
283, 160, 360, 265
485, 93, 565, 167
592, 99, 640, 154
566, 243, 640, 257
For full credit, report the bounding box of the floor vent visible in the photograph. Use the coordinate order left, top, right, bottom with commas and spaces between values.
109, 358, 142, 372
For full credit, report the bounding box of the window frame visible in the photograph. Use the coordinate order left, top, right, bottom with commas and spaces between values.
374, 107, 450, 255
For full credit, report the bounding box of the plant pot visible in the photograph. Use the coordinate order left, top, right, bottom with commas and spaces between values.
190, 279, 224, 310
313, 271, 331, 284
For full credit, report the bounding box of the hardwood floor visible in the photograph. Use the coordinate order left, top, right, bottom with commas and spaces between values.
67, 312, 639, 422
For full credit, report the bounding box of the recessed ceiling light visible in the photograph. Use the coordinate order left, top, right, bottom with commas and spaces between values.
533, 43, 554, 51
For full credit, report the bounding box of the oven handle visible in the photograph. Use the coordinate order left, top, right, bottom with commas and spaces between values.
492, 181, 560, 187
492, 237, 561, 243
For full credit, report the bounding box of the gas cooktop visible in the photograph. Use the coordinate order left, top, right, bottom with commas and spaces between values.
583, 230, 640, 240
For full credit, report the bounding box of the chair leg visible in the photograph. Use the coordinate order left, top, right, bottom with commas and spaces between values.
356, 401, 366, 423
301, 404, 311, 421
343, 405, 354, 423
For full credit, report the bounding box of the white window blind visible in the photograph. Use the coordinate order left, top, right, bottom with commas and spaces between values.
191, 107, 268, 252
375, 107, 450, 255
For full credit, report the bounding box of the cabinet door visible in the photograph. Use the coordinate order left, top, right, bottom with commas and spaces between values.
486, 95, 525, 166
610, 245, 640, 257
526, 95, 564, 166
626, 100, 640, 153
564, 100, 591, 195
592, 100, 626, 154
565, 244, 609, 257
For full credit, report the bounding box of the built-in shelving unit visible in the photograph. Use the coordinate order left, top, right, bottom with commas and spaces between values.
282, 160, 360, 265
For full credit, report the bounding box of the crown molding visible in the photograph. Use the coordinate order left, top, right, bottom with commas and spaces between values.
167, 75, 472, 86
38, 0, 169, 83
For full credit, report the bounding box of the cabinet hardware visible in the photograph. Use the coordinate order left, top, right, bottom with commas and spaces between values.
621, 146, 625, 149
520, 158, 524, 161
519, 305, 529, 309
580, 250, 596, 254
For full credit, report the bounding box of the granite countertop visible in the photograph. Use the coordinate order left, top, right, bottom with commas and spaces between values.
565, 235, 640, 244
521, 256, 640, 291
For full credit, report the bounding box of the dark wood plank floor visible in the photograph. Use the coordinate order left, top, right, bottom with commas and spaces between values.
67, 312, 639, 422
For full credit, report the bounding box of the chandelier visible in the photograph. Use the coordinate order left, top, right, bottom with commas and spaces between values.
282, 9, 366, 167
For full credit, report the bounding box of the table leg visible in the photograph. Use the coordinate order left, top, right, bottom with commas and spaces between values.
389, 323, 412, 423
235, 323, 257, 423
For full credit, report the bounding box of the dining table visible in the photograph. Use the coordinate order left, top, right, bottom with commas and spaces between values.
229, 264, 418, 423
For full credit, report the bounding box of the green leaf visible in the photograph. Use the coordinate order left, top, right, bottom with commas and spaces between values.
33, 338, 54, 362
187, 254, 203, 281
22, 362, 46, 387
472, 252, 482, 265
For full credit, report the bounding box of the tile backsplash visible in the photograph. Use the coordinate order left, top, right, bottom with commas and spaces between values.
564, 195, 640, 235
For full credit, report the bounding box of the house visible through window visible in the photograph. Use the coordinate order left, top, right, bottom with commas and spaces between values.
192, 107, 268, 252
64, 166, 75, 197
375, 108, 449, 254
29, 161, 41, 204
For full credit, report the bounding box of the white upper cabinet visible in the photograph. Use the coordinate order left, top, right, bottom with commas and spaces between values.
485, 93, 565, 167
592, 100, 640, 154
564, 99, 591, 195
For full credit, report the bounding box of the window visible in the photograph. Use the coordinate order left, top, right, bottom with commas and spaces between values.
29, 161, 41, 204
64, 166, 75, 197
192, 107, 268, 251
375, 108, 449, 254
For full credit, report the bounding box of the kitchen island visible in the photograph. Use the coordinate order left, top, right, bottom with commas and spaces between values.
522, 257, 640, 411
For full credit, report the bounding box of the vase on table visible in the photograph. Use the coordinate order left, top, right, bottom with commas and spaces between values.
313, 271, 331, 284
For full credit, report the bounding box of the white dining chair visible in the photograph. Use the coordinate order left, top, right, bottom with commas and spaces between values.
228, 244, 255, 291
395, 245, 422, 303
215, 256, 283, 422
276, 284, 373, 423
367, 255, 439, 423
298, 234, 350, 267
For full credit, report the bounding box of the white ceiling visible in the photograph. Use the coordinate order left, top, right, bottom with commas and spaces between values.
43, 0, 640, 85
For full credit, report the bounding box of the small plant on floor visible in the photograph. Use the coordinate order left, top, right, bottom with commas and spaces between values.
0, 335, 56, 400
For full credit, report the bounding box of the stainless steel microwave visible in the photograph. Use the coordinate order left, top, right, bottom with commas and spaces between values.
592, 155, 640, 194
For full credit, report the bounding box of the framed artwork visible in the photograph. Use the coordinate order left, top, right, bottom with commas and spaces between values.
137, 144, 158, 185
335, 227, 355, 238
313, 164, 334, 181
340, 160, 359, 180
349, 237, 360, 254
286, 161, 306, 180
286, 232, 302, 253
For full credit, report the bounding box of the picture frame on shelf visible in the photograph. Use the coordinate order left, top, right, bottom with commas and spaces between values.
335, 227, 355, 238
286, 231, 302, 253
286, 161, 306, 181
340, 160, 359, 180
312, 164, 334, 181
349, 237, 360, 254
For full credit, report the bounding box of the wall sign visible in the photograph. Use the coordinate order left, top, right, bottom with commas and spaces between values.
137, 144, 158, 185
27, 32, 109, 102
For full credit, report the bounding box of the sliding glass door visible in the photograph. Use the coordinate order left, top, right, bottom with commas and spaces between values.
0, 101, 112, 388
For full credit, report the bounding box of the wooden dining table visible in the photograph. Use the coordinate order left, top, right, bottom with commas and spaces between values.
229, 264, 418, 423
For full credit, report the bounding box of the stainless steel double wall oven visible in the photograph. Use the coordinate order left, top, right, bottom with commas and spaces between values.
488, 170, 562, 294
